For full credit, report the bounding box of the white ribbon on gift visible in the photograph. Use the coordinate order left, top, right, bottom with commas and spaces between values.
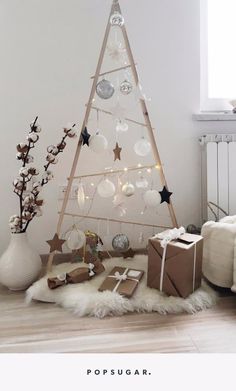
108, 268, 139, 293
153, 227, 197, 293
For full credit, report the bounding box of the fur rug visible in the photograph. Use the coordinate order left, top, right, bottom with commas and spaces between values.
26, 255, 218, 318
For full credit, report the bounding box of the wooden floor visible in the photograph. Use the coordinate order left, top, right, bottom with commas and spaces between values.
0, 283, 236, 353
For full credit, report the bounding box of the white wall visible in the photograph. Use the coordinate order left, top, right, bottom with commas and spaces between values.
0, 0, 235, 254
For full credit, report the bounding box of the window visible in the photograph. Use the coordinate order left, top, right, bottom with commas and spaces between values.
201, 0, 236, 111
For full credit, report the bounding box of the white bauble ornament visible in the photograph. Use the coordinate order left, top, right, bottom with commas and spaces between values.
122, 182, 135, 197
134, 137, 151, 157
77, 183, 85, 210
135, 177, 149, 189
116, 120, 129, 132
89, 133, 108, 153
110, 12, 124, 26
143, 190, 161, 208
120, 80, 133, 95
66, 228, 86, 250
97, 179, 116, 198
96, 79, 114, 99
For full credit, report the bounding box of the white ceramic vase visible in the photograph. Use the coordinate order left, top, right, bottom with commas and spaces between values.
0, 232, 42, 290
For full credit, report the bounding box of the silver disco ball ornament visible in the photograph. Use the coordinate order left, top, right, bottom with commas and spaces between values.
96, 79, 115, 99
112, 234, 130, 252
120, 80, 133, 95
110, 11, 124, 27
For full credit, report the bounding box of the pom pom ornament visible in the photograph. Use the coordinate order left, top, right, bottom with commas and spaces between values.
96, 79, 115, 100
134, 137, 151, 157
122, 182, 135, 197
112, 234, 130, 252
143, 189, 161, 208
97, 178, 116, 198
110, 11, 124, 26
89, 132, 108, 153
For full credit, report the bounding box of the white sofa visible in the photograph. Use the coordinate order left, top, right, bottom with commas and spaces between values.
201, 216, 236, 292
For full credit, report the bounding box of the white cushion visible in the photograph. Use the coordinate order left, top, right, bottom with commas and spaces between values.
201, 218, 236, 288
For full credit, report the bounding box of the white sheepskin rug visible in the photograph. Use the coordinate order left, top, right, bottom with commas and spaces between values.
26, 255, 218, 318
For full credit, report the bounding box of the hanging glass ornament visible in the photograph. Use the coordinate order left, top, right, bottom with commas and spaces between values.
135, 176, 149, 189
77, 182, 85, 210
138, 232, 145, 244
89, 132, 108, 153
120, 80, 133, 95
116, 205, 127, 217
112, 233, 130, 252
107, 42, 126, 62
96, 79, 115, 99
66, 225, 86, 250
97, 178, 116, 198
122, 182, 135, 197
143, 190, 161, 208
134, 137, 151, 157
110, 11, 124, 26
113, 193, 124, 207
116, 120, 128, 132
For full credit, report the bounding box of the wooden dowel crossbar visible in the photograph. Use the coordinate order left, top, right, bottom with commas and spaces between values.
69, 164, 159, 180
90, 64, 135, 79
59, 212, 172, 230
87, 105, 154, 128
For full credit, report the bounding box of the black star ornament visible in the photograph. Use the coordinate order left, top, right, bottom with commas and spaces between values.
159, 186, 173, 204
81, 127, 91, 146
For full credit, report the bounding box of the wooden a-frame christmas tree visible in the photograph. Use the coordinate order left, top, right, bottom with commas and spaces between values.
46, 0, 178, 271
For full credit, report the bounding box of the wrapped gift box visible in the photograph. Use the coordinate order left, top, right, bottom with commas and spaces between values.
147, 232, 203, 298
98, 266, 144, 298
48, 259, 105, 289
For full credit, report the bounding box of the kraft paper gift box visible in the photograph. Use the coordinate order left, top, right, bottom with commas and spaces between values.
47, 260, 105, 289
147, 233, 203, 298
98, 266, 144, 298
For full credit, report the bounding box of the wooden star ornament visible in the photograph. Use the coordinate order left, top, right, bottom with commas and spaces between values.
113, 142, 122, 161
159, 186, 173, 204
46, 233, 66, 253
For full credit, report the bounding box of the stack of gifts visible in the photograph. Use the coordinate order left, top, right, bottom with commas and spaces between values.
147, 227, 203, 298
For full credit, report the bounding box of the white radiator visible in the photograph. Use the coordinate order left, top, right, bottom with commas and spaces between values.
199, 134, 236, 221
